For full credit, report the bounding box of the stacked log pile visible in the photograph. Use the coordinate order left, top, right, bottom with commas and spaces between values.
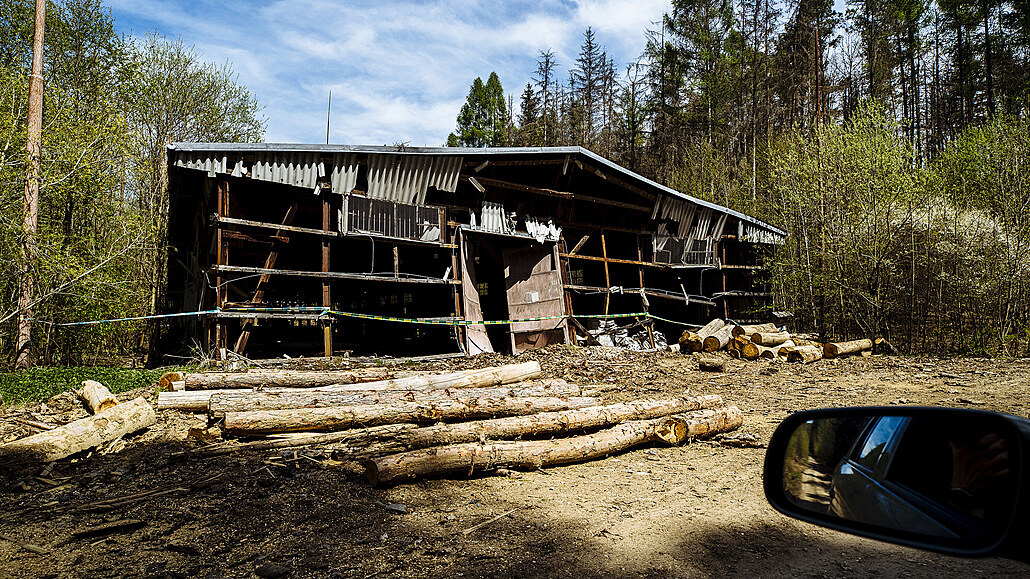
678, 319, 875, 365
155, 361, 744, 485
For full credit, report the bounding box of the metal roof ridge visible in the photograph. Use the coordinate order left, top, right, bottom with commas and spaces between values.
168, 143, 784, 236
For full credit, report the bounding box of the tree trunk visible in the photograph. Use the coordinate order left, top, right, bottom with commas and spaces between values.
703, 324, 735, 352
223, 395, 598, 435
206, 382, 582, 418
759, 339, 795, 359
697, 355, 727, 372
823, 339, 873, 359
365, 404, 742, 485
0, 398, 155, 464
737, 338, 761, 360
752, 331, 790, 346
731, 323, 777, 338
787, 345, 823, 363
205, 395, 726, 458
654, 407, 743, 444
681, 318, 725, 352
79, 380, 117, 414
159, 367, 395, 390
315, 362, 542, 392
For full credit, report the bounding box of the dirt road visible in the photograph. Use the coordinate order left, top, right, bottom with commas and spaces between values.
2, 348, 1029, 578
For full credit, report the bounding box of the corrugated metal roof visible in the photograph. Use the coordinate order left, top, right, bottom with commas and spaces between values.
169, 143, 785, 238
366, 154, 461, 204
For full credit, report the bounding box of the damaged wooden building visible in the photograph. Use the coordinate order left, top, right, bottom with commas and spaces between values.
163, 144, 785, 358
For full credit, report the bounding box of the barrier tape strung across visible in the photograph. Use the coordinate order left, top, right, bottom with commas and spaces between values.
35, 307, 706, 330
328, 310, 649, 326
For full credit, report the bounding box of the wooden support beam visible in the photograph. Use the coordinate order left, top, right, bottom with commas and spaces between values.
234, 203, 299, 354
601, 231, 611, 315
466, 175, 653, 213
559, 253, 660, 268
215, 215, 338, 238
393, 245, 400, 278
322, 192, 333, 358
213, 265, 459, 285
568, 233, 591, 255
637, 237, 655, 349
573, 160, 658, 201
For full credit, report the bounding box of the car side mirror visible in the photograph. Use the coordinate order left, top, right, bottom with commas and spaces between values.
764, 407, 1030, 560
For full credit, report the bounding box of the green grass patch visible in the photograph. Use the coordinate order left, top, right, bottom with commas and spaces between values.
0, 366, 190, 406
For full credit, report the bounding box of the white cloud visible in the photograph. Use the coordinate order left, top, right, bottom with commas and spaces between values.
109, 0, 672, 145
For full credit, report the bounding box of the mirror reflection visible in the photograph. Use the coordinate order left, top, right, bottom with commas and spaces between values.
782, 414, 1017, 541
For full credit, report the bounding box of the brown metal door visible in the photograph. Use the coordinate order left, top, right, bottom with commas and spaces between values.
503, 243, 568, 353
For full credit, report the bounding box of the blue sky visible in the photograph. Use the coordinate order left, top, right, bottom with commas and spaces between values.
108, 0, 671, 145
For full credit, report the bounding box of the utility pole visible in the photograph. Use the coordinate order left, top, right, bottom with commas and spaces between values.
15, 0, 46, 369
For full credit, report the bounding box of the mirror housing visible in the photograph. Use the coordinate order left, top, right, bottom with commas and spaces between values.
764, 407, 1030, 560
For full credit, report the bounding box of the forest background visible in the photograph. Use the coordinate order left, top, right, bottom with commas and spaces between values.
2, 0, 1029, 370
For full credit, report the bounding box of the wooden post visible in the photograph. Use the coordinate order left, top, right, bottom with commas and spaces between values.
393, 245, 399, 278
322, 190, 333, 358
601, 230, 611, 315
557, 238, 577, 344
449, 213, 465, 351
214, 179, 228, 359
720, 241, 728, 319
637, 236, 655, 348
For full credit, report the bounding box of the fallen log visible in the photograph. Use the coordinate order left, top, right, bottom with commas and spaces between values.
703, 324, 735, 352
731, 323, 777, 338
158, 375, 566, 413
824, 338, 873, 359
207, 382, 582, 418
697, 355, 727, 372
79, 381, 117, 414
223, 395, 597, 435
787, 345, 823, 364
736, 338, 761, 360
759, 339, 795, 359
655, 407, 743, 444
367, 394, 727, 454
752, 331, 790, 346
365, 403, 742, 485
206, 395, 726, 457
159, 367, 395, 391
0, 398, 155, 463
314, 362, 542, 392
681, 319, 725, 353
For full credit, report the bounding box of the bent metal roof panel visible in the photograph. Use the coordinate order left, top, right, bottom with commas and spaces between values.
169, 143, 785, 243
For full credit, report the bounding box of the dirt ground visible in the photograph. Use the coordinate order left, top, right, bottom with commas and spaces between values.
2, 348, 1030, 578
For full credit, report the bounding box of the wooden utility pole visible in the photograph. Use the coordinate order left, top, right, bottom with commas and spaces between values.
15, 0, 46, 370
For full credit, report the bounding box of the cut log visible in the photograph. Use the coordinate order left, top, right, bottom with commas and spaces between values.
157, 375, 566, 413
374, 395, 726, 454
157, 372, 183, 391
365, 402, 743, 485
759, 339, 795, 359
79, 380, 117, 414
697, 355, 726, 372
654, 407, 743, 444
787, 345, 823, 364
0, 398, 155, 463
314, 362, 542, 392
158, 389, 254, 412
681, 319, 725, 353
206, 395, 727, 458
223, 395, 597, 435
752, 331, 790, 346
824, 338, 873, 359
737, 338, 760, 360
703, 324, 735, 352
874, 337, 894, 354
731, 323, 777, 338
162, 367, 395, 390
207, 382, 582, 418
